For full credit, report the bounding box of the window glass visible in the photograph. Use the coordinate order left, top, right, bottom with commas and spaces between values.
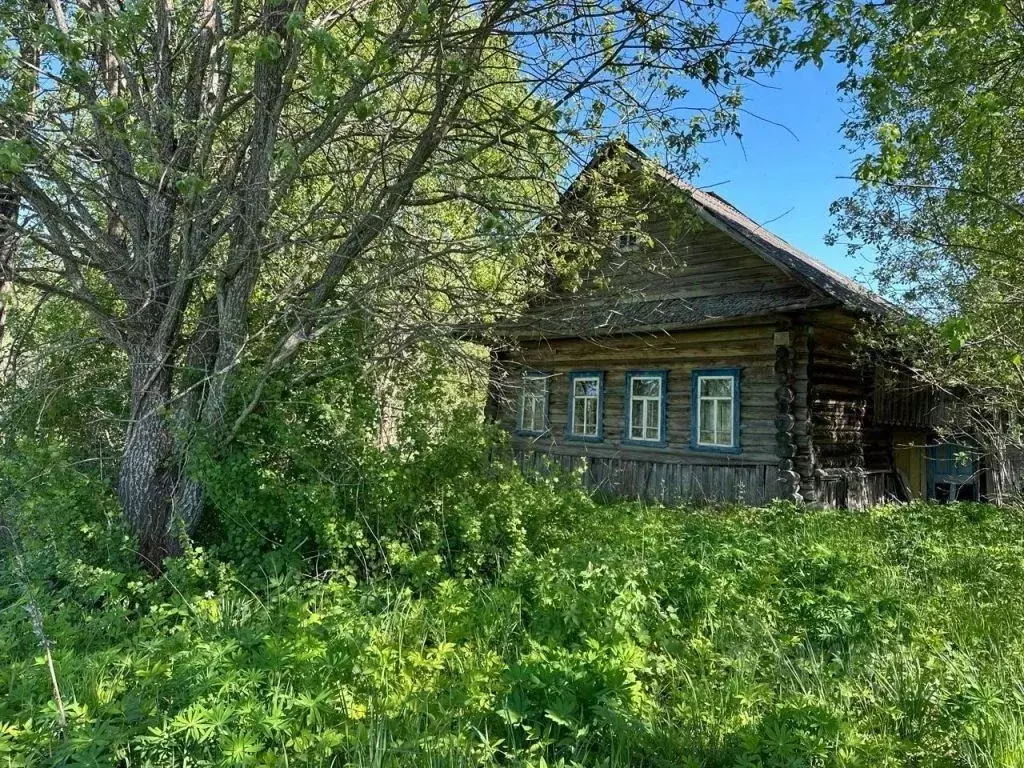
632, 377, 659, 398
644, 401, 659, 432
695, 374, 737, 448
700, 377, 732, 398
627, 374, 663, 442
574, 378, 598, 398
715, 398, 733, 439
519, 375, 547, 433
631, 400, 644, 432
583, 399, 597, 433
570, 375, 601, 437
698, 399, 716, 445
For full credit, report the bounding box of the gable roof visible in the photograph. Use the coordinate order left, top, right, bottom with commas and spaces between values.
640, 147, 892, 317
480, 142, 892, 341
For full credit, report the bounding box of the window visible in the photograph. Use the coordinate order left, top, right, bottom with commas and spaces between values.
616, 231, 639, 252
567, 372, 603, 440
625, 371, 667, 444
518, 373, 548, 435
692, 369, 740, 451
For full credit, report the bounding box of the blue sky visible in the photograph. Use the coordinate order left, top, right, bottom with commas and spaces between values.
690, 59, 877, 286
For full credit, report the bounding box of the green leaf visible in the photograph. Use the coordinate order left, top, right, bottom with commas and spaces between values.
0, 140, 34, 177
255, 34, 283, 62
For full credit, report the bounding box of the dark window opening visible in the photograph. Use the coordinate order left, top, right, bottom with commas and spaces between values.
932, 481, 978, 504
927, 442, 980, 503
956, 483, 977, 502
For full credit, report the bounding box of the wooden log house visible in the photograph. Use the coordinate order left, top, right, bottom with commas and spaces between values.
481, 143, 1003, 508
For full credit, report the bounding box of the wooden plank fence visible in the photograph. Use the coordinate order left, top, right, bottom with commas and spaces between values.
510, 449, 907, 509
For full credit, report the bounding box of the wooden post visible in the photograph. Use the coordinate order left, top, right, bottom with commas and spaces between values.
793, 323, 817, 503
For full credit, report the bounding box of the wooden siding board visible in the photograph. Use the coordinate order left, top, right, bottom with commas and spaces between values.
587, 226, 783, 290
514, 448, 778, 506
893, 428, 928, 499
499, 204, 832, 339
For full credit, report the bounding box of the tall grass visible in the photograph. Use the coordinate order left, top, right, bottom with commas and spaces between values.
4, 500, 1024, 766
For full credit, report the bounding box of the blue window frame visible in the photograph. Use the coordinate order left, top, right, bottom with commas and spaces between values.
691, 369, 741, 453
517, 371, 550, 436
566, 371, 604, 441
623, 370, 668, 447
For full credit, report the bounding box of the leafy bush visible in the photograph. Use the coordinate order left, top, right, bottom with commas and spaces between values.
0, 440, 134, 585
192, 365, 588, 582
5, 478, 1024, 766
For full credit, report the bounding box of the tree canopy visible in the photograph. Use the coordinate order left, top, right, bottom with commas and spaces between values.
0, 0, 799, 565
809, 0, 1024, 446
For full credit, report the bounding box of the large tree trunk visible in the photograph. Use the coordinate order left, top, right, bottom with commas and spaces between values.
118, 351, 186, 569
117, 320, 216, 569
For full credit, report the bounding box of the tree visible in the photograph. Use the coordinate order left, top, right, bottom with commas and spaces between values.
1, 0, 794, 566
0, 0, 42, 349
804, 1, 1024, 458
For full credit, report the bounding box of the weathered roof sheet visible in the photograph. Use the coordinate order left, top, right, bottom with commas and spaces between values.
498, 286, 835, 340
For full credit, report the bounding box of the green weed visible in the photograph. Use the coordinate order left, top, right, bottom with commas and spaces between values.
4, 447, 1024, 766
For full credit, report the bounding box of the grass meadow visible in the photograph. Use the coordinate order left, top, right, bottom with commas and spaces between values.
4, 492, 1024, 767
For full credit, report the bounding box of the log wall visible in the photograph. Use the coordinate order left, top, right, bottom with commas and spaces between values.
807, 311, 870, 471
495, 319, 807, 505
495, 309, 909, 509
805, 310, 902, 506
499, 320, 780, 461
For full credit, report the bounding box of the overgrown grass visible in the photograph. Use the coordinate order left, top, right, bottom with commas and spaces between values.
4, 491, 1024, 766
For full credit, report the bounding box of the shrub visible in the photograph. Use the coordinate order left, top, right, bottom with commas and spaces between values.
195, 398, 591, 582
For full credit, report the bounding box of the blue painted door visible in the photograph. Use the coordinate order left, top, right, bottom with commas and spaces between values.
926, 443, 979, 501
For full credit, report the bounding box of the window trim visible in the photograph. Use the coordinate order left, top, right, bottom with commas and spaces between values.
566, 371, 605, 442
516, 370, 550, 436
623, 370, 668, 447
690, 368, 741, 454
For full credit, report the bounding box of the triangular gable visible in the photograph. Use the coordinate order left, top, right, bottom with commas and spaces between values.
479, 143, 891, 340
613, 142, 893, 316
